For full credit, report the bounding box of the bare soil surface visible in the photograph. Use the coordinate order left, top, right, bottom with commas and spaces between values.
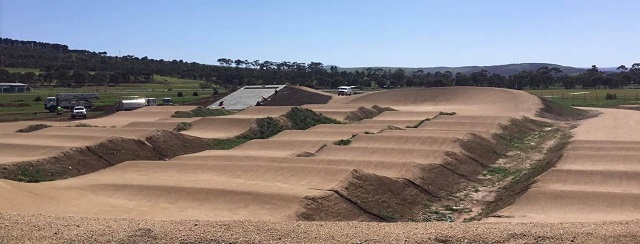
1, 213, 639, 243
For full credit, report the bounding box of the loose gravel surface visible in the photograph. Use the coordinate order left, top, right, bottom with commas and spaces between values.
1, 213, 639, 243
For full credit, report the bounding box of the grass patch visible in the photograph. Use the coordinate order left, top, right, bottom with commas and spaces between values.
209, 138, 249, 150
15, 165, 50, 183
0, 86, 215, 115
528, 89, 640, 108
439, 111, 456, 115
406, 118, 431, 128
478, 132, 572, 219
15, 124, 51, 133
71, 123, 97, 127
371, 105, 397, 113
173, 107, 234, 118
333, 139, 352, 146
294, 151, 316, 157
173, 122, 193, 132
484, 166, 523, 181
241, 117, 285, 140
537, 97, 597, 121
285, 107, 341, 130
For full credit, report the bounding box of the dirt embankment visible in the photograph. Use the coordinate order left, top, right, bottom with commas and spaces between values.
262, 86, 333, 106
343, 106, 383, 122
294, 116, 552, 222
0, 130, 209, 182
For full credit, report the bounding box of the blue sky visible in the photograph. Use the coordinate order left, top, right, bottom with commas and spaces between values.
1, 0, 638, 68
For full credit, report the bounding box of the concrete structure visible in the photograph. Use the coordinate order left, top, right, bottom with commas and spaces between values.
0, 83, 31, 93
209, 85, 286, 110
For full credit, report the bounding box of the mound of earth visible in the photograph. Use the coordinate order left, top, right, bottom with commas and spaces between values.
343, 87, 542, 116
0, 129, 210, 182
490, 108, 640, 222
263, 86, 333, 106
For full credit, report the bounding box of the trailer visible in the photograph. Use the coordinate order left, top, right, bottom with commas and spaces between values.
119, 96, 146, 111
44, 93, 99, 112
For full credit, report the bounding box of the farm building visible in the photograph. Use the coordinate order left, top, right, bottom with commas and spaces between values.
0, 83, 31, 93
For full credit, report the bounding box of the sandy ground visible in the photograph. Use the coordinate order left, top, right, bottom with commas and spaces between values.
1, 213, 639, 243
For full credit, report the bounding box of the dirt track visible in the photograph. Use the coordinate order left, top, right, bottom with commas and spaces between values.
0, 87, 540, 222
2, 87, 640, 241
490, 108, 640, 222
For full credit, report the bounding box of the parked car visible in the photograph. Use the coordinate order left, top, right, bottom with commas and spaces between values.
71, 106, 87, 119
162, 97, 173, 105
337, 86, 353, 96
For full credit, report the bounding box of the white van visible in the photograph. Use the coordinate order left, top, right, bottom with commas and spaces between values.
337, 86, 353, 96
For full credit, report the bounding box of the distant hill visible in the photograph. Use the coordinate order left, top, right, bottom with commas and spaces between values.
328, 63, 587, 76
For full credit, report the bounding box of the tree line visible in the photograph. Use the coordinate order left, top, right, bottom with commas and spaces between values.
1, 37, 639, 90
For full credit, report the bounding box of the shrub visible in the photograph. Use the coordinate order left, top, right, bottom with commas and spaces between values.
177, 91, 183, 97
605, 93, 617, 100
439, 111, 457, 115
72, 123, 96, 127
333, 139, 352, 146
192, 91, 199, 96
285, 107, 340, 130
173, 122, 193, 132
213, 88, 219, 95
33, 95, 42, 102
167, 88, 173, 91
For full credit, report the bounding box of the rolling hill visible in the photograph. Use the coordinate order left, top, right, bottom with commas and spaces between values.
330, 63, 587, 76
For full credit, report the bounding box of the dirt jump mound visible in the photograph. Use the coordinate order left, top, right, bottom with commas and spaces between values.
345, 87, 542, 116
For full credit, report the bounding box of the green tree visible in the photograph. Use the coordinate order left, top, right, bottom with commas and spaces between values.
454, 72, 470, 86
390, 69, 405, 87
108, 73, 121, 86
72, 71, 89, 87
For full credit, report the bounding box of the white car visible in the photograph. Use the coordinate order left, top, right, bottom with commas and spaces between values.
72, 106, 87, 119
337, 86, 353, 96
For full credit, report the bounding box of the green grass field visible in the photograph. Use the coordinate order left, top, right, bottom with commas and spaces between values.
0, 68, 219, 121
0, 80, 221, 122
527, 89, 640, 108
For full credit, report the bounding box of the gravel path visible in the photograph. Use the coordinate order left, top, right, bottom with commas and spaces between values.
1, 213, 638, 243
